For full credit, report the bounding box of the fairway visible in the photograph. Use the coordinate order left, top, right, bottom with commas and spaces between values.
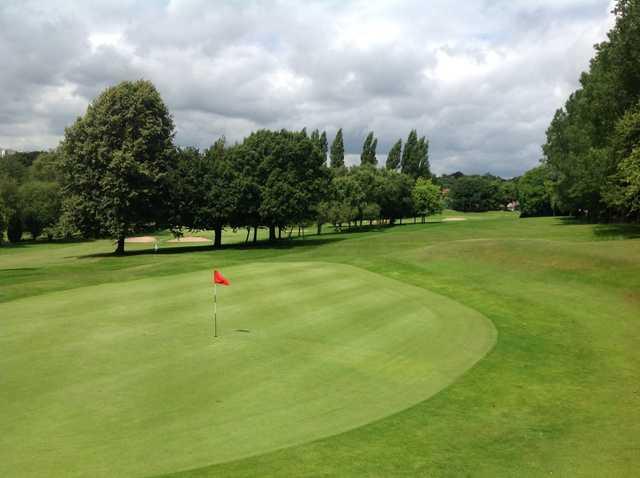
0, 261, 495, 477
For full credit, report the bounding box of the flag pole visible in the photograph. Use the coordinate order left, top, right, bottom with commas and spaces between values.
214, 282, 218, 338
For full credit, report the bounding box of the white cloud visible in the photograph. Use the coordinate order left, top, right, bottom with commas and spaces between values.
0, 0, 614, 177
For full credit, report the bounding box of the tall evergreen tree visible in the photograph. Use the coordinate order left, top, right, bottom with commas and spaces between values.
401, 130, 419, 177
386, 139, 402, 170
416, 136, 431, 178
360, 132, 378, 166
320, 131, 329, 160
330, 128, 345, 168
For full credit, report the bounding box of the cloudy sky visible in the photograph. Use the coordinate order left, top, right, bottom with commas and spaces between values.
0, 0, 615, 176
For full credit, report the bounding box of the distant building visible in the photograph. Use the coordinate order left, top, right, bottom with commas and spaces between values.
1, 148, 16, 158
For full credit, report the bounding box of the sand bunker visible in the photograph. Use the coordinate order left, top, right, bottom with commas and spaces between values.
167, 236, 210, 243
125, 236, 157, 243
442, 217, 467, 222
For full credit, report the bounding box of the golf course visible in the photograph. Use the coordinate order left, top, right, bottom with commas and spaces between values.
1, 212, 638, 476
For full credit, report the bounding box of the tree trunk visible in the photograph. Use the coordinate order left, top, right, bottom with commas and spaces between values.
115, 234, 126, 255
317, 223, 322, 235
399, 217, 403, 224
269, 224, 276, 241
213, 224, 222, 249
414, 216, 417, 224
253, 226, 258, 243
422, 215, 426, 223
278, 226, 282, 240
245, 227, 250, 243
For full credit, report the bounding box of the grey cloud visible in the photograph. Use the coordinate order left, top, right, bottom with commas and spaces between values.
0, 0, 613, 176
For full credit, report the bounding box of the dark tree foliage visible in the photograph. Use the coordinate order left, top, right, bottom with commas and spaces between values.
542, 0, 640, 221
449, 176, 500, 212
518, 165, 555, 217
360, 132, 378, 166
20, 180, 61, 239
401, 130, 430, 179
0, 198, 6, 244
242, 129, 329, 240
386, 139, 402, 170
7, 213, 23, 243
330, 128, 345, 168
60, 80, 176, 253
320, 131, 328, 159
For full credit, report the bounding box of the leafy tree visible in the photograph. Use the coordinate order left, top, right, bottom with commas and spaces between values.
449, 176, 500, 212
386, 139, 402, 170
360, 132, 378, 166
542, 0, 640, 220
29, 150, 64, 183
0, 198, 6, 245
7, 213, 22, 243
412, 178, 443, 223
60, 80, 175, 254
378, 169, 414, 223
242, 129, 327, 240
19, 180, 61, 239
333, 172, 365, 227
0, 176, 21, 243
330, 128, 345, 168
518, 165, 555, 217
0, 155, 28, 183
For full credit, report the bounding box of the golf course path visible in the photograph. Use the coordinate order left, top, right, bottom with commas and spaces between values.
0, 261, 496, 477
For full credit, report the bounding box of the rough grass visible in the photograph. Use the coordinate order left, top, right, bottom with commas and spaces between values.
1, 212, 639, 477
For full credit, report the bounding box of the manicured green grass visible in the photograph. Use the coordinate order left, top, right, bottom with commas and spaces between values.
1, 213, 639, 477
0, 262, 494, 477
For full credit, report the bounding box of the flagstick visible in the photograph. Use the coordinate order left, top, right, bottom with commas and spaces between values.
214, 282, 218, 338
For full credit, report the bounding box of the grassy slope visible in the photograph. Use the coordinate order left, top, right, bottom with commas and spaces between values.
1, 212, 639, 476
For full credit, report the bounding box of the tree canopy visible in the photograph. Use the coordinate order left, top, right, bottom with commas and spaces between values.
541, 0, 640, 221
60, 80, 176, 253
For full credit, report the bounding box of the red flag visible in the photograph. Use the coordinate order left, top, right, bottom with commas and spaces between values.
213, 270, 230, 286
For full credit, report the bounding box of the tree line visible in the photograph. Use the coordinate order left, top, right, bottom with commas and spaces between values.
0, 80, 447, 252
519, 0, 640, 221
0, 79, 555, 252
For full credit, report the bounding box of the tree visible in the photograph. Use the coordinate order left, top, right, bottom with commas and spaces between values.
29, 150, 64, 183
320, 131, 328, 160
330, 128, 345, 168
449, 176, 500, 212
170, 144, 234, 248
0, 198, 6, 245
416, 136, 431, 178
386, 139, 402, 170
0, 176, 21, 243
7, 213, 22, 243
242, 129, 327, 240
542, 0, 640, 221
360, 132, 378, 166
60, 80, 175, 254
518, 165, 555, 217
401, 130, 419, 178
378, 169, 414, 223
412, 178, 443, 223
20, 180, 62, 239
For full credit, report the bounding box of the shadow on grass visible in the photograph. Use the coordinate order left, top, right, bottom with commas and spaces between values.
553, 216, 640, 239
77, 235, 348, 259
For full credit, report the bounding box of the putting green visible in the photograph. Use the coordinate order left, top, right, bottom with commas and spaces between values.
0, 261, 495, 477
